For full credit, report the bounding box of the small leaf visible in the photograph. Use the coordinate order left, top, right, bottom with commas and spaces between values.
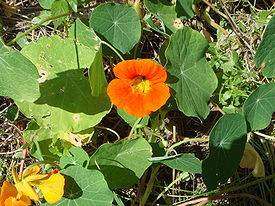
144, 0, 183, 33
51, 0, 70, 28
165, 27, 217, 120
240, 143, 265, 177
89, 138, 152, 189
117, 108, 149, 127
149, 153, 202, 173
66, 0, 78, 12
0, 41, 40, 102
5, 104, 19, 121
90, 2, 141, 54
176, 0, 194, 19
243, 82, 275, 131
254, 15, 275, 77
39, 0, 55, 9
60, 147, 89, 169
202, 114, 247, 190
42, 166, 113, 206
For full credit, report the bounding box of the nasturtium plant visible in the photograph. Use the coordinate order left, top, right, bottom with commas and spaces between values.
254, 15, 275, 78
165, 27, 218, 120
243, 82, 275, 131
89, 138, 152, 189
17, 35, 111, 132
90, 2, 141, 54
202, 114, 247, 190
0, 41, 40, 102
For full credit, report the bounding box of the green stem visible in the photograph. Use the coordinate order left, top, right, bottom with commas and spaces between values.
166, 138, 207, 156
139, 166, 160, 206
95, 126, 120, 142
128, 117, 142, 138
6, 5, 98, 46
101, 41, 125, 61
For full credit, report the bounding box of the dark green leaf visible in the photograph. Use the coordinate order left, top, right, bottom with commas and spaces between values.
60, 147, 89, 169
0, 41, 40, 102
165, 27, 217, 120
243, 82, 275, 131
90, 2, 141, 54
5, 105, 19, 121
89, 138, 152, 189
176, 0, 194, 19
255, 15, 275, 78
202, 114, 247, 190
43, 166, 113, 206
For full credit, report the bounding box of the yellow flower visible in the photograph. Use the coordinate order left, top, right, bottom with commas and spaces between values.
12, 165, 65, 204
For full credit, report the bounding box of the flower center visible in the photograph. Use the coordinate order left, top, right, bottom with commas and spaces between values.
130, 76, 151, 94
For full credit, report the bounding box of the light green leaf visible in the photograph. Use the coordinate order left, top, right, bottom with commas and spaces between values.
69, 19, 100, 51
60, 147, 89, 169
144, 0, 183, 33
39, 0, 55, 9
51, 0, 70, 28
202, 114, 247, 190
165, 27, 217, 120
149, 153, 201, 173
243, 82, 275, 131
43, 166, 113, 206
18, 36, 111, 132
31, 11, 52, 25
89, 138, 152, 189
117, 108, 149, 127
255, 15, 275, 78
0, 41, 40, 102
66, 0, 78, 12
89, 46, 108, 96
90, 2, 141, 54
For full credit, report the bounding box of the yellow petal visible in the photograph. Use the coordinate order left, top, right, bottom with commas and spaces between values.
23, 165, 41, 178
24, 174, 48, 183
37, 173, 65, 204
15, 181, 39, 201
11, 167, 20, 184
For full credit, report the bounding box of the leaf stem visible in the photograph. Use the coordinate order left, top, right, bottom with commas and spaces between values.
101, 41, 125, 61
139, 166, 160, 206
128, 117, 142, 138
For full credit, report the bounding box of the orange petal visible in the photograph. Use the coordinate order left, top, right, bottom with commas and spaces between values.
143, 83, 170, 111
0, 181, 17, 205
107, 79, 132, 108
4, 196, 31, 206
36, 173, 65, 204
113, 59, 167, 84
123, 93, 151, 117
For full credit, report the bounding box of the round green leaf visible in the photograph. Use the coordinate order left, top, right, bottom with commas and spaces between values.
90, 2, 141, 54
43, 166, 113, 206
17, 36, 111, 132
202, 114, 247, 190
60, 147, 89, 169
243, 82, 275, 131
165, 27, 218, 120
254, 15, 275, 78
0, 41, 40, 102
149, 153, 202, 173
89, 138, 152, 189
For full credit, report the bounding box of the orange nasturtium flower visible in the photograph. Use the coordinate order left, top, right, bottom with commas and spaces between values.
107, 59, 170, 117
0, 165, 65, 205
